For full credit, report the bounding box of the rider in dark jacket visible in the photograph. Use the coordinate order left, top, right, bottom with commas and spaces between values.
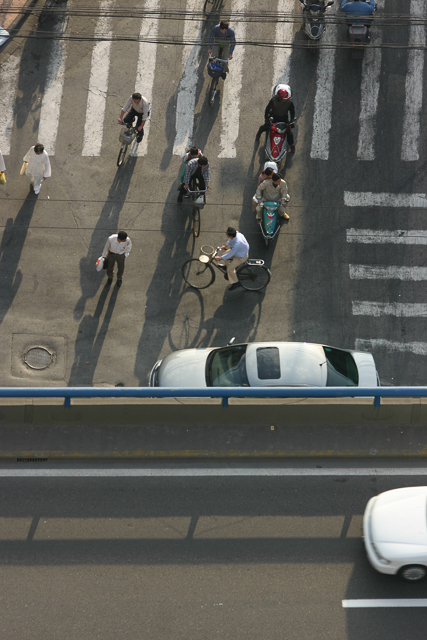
256, 86, 296, 152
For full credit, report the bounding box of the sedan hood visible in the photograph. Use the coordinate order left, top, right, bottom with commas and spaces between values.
371, 487, 427, 546
156, 348, 214, 387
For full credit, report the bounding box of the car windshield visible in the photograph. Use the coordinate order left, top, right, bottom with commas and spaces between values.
207, 345, 249, 387
323, 346, 358, 386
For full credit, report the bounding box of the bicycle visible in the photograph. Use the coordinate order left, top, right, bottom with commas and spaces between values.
182, 246, 271, 291
203, 0, 225, 14
117, 123, 138, 167
185, 175, 207, 238
207, 52, 228, 106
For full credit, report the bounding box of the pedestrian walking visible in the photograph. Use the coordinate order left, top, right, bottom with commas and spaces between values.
214, 226, 249, 290
0, 150, 5, 185
22, 143, 51, 195
101, 231, 132, 288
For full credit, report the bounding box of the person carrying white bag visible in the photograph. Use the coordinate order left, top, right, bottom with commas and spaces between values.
21, 143, 51, 195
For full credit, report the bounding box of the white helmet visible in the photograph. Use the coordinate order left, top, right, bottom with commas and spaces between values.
273, 84, 292, 100
264, 161, 278, 172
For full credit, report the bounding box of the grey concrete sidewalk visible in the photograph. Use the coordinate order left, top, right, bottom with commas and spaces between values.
0, 0, 32, 31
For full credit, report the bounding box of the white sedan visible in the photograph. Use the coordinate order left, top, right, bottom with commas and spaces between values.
363, 486, 427, 581
149, 341, 379, 388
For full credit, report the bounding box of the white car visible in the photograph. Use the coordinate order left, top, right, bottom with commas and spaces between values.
363, 486, 427, 581
0, 27, 9, 47
149, 341, 380, 388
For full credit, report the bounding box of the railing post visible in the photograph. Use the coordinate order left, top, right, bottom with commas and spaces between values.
64, 397, 71, 408
374, 395, 381, 408
222, 396, 229, 408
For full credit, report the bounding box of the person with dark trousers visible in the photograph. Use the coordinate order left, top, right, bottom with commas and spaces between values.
102, 231, 132, 288
256, 85, 296, 153
177, 156, 210, 203
118, 92, 150, 143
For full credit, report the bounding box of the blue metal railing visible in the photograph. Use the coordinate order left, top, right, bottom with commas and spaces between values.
0, 386, 425, 408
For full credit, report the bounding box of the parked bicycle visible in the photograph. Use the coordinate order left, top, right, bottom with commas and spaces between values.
117, 123, 138, 167
182, 246, 271, 291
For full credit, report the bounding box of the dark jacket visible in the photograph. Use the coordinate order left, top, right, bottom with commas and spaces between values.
264, 95, 296, 124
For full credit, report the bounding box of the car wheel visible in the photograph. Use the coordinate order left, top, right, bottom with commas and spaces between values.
399, 565, 427, 581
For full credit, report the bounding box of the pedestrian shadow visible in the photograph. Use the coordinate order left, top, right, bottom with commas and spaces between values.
68, 284, 119, 386
0, 193, 36, 327
73, 156, 137, 321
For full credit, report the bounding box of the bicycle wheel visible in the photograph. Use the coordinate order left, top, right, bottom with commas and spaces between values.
237, 263, 271, 291
182, 259, 215, 289
192, 207, 200, 238
203, 0, 212, 13
117, 144, 127, 167
209, 77, 218, 106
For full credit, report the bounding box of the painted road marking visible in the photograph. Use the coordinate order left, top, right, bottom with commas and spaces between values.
402, 0, 426, 161
82, 0, 113, 156
357, 0, 384, 160
347, 229, 427, 244
344, 192, 427, 207
172, 0, 204, 157
0, 55, 20, 155
310, 4, 337, 160
131, 0, 160, 157
353, 302, 427, 316
38, 18, 68, 155
356, 338, 427, 355
343, 599, 427, 608
272, 0, 294, 87
349, 265, 427, 280
2, 468, 427, 477
218, 0, 250, 159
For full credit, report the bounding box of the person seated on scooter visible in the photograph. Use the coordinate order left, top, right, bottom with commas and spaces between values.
208, 21, 236, 79
341, 0, 375, 17
118, 92, 150, 143
257, 166, 274, 187
255, 86, 296, 153
254, 172, 290, 221
178, 156, 210, 203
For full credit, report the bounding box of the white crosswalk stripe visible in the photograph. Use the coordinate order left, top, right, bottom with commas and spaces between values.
273, 0, 294, 87
38, 19, 68, 156
401, 0, 426, 161
0, 55, 20, 155
82, 0, 113, 157
173, 0, 204, 157
131, 0, 161, 157
218, 0, 250, 159
347, 229, 427, 244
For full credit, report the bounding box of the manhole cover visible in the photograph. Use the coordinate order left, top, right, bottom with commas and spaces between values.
24, 347, 53, 370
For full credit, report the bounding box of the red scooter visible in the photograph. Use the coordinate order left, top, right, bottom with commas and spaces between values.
264, 118, 296, 171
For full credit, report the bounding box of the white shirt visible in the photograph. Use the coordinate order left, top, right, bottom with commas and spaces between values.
102, 234, 132, 258
122, 96, 150, 119
222, 231, 249, 260
0, 151, 5, 172
23, 147, 51, 178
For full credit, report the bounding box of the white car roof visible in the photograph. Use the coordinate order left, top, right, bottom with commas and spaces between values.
245, 342, 327, 387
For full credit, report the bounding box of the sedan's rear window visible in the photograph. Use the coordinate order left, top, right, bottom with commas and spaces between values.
256, 347, 281, 380
207, 345, 249, 387
323, 347, 358, 386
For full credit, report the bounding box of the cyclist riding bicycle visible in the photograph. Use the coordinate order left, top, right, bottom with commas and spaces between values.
179, 146, 203, 187
118, 92, 150, 143
214, 226, 249, 291
178, 156, 210, 203
207, 21, 236, 79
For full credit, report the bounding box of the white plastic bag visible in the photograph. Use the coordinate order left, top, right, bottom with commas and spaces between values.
95, 256, 105, 272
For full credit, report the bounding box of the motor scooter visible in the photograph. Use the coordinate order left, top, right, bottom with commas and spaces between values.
341, 0, 375, 45
264, 118, 296, 170
254, 162, 290, 247
299, 0, 334, 44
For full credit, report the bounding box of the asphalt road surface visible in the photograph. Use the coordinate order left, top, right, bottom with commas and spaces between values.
0, 461, 427, 639
0, 0, 426, 387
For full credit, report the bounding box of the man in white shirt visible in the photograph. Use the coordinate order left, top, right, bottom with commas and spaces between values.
118, 92, 150, 143
215, 226, 249, 290
102, 231, 132, 288
23, 143, 51, 195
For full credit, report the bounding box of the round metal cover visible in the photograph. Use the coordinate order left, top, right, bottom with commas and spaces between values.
24, 347, 53, 370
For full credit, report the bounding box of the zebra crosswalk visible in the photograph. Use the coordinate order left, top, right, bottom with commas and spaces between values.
1, 0, 426, 161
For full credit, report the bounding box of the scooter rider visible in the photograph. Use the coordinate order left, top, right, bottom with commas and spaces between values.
178, 156, 210, 203
255, 85, 296, 153
207, 21, 236, 78
254, 172, 290, 221
341, 0, 375, 16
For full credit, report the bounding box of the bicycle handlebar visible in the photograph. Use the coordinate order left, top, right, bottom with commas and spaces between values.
186, 188, 208, 194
